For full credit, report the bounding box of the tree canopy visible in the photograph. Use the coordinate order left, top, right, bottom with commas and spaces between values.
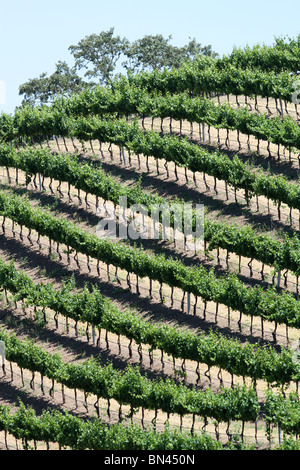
18, 28, 218, 107
68, 27, 130, 84
18, 61, 90, 106
123, 35, 218, 73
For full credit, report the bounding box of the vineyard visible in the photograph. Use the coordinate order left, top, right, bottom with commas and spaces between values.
0, 38, 300, 451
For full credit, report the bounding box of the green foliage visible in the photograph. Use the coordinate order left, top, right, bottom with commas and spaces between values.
0, 329, 260, 422
122, 35, 217, 73
0, 328, 299, 440
69, 28, 130, 85
126, 62, 295, 101
0, 401, 226, 450
3, 144, 300, 281
18, 61, 90, 107
2, 36, 300, 452
0, 255, 299, 384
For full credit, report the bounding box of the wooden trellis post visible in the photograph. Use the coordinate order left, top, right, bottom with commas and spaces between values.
187, 292, 191, 315
121, 146, 127, 165
277, 270, 281, 288
38, 173, 43, 191
278, 425, 282, 445
279, 99, 284, 117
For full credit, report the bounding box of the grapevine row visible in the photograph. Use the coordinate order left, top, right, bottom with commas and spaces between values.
2, 145, 300, 282
0, 402, 224, 450
2, 85, 300, 153
184, 39, 300, 74
0, 203, 299, 384
0, 329, 260, 424
53, 83, 300, 151
1, 401, 299, 451
1, 330, 299, 436
216, 39, 300, 73
122, 65, 296, 104
3, 111, 300, 221
0, 256, 298, 385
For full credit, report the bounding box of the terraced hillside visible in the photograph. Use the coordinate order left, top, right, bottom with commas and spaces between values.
0, 39, 300, 451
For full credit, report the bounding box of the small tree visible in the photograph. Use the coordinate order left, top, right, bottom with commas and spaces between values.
182, 38, 219, 60
18, 30, 219, 106
123, 34, 218, 73
68, 27, 129, 84
123, 34, 176, 72
19, 72, 50, 106
19, 61, 89, 107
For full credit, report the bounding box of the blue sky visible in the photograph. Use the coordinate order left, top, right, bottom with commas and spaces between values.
0, 0, 299, 114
